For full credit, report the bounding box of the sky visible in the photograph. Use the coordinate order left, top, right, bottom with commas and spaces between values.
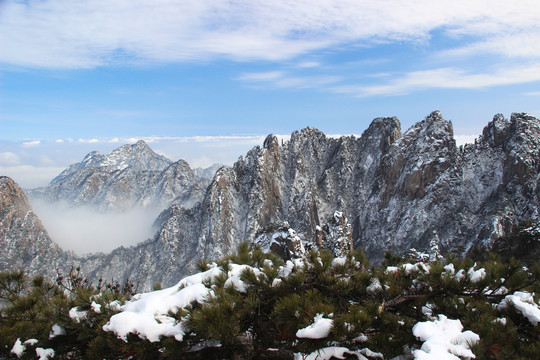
2, 0, 540, 189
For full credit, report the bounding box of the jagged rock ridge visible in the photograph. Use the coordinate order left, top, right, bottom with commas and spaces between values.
155, 111, 539, 275
1, 111, 539, 291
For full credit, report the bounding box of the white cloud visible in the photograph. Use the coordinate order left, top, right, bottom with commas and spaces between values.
22, 140, 41, 147
1, 0, 540, 69
298, 61, 321, 68
239, 70, 341, 90
0, 152, 20, 165
331, 64, 540, 97
0, 165, 65, 188
454, 134, 479, 147
30, 200, 162, 254
237, 71, 285, 81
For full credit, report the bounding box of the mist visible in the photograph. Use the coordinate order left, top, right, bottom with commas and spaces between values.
30, 199, 164, 255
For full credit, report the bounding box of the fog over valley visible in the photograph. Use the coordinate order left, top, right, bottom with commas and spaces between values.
30, 199, 163, 255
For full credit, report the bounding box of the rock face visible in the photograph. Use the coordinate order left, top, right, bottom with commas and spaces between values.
30, 140, 205, 211
153, 111, 539, 273
1, 111, 539, 291
0, 176, 71, 279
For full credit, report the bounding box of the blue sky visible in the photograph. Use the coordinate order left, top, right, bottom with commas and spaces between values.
2, 0, 540, 188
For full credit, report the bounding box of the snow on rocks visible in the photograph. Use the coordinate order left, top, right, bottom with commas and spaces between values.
497, 291, 540, 325
296, 313, 333, 339
412, 314, 479, 360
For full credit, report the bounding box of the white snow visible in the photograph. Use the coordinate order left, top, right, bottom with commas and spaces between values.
91, 301, 102, 313
295, 347, 359, 360
467, 264, 486, 283
11, 338, 25, 358
296, 314, 333, 339
279, 258, 304, 278
443, 263, 455, 274
412, 314, 479, 360
224, 264, 263, 293
402, 262, 430, 275
49, 324, 66, 339
385, 266, 399, 274
331, 257, 347, 267
36, 348, 55, 360
103, 280, 211, 342
367, 278, 383, 294
68, 307, 88, 323
24, 339, 39, 346
454, 269, 466, 281
103, 264, 265, 342
498, 291, 540, 325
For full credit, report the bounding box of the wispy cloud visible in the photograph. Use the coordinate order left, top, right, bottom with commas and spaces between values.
2, 1, 540, 69
22, 140, 41, 147
238, 70, 341, 90
330, 64, 540, 97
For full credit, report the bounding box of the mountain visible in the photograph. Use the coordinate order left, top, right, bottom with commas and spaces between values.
193, 163, 225, 181
0, 176, 71, 280
30, 140, 205, 211
1, 111, 539, 291
153, 111, 540, 269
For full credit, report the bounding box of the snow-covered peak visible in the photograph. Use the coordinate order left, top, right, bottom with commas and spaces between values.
100, 140, 171, 172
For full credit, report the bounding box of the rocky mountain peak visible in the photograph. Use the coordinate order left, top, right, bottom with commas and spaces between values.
101, 140, 171, 172
0, 176, 31, 216
290, 127, 327, 145
362, 116, 402, 152
263, 134, 279, 151
481, 113, 509, 147
0, 176, 69, 280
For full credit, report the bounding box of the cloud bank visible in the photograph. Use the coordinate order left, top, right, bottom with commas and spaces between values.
31, 199, 162, 255
1, 0, 539, 69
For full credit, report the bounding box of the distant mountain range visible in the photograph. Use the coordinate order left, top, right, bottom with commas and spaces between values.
1, 111, 539, 291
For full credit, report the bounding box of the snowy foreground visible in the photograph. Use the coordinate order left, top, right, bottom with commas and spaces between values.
10, 253, 540, 359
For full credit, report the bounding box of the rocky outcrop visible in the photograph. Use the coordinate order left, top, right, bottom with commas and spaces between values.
316, 211, 353, 257
153, 111, 539, 271
0, 176, 71, 279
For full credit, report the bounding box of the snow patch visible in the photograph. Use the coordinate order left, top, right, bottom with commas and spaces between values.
498, 291, 540, 325
49, 324, 66, 339
412, 314, 479, 360
69, 307, 88, 323
467, 263, 486, 283
11, 339, 25, 358
36, 348, 55, 360
296, 314, 333, 339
